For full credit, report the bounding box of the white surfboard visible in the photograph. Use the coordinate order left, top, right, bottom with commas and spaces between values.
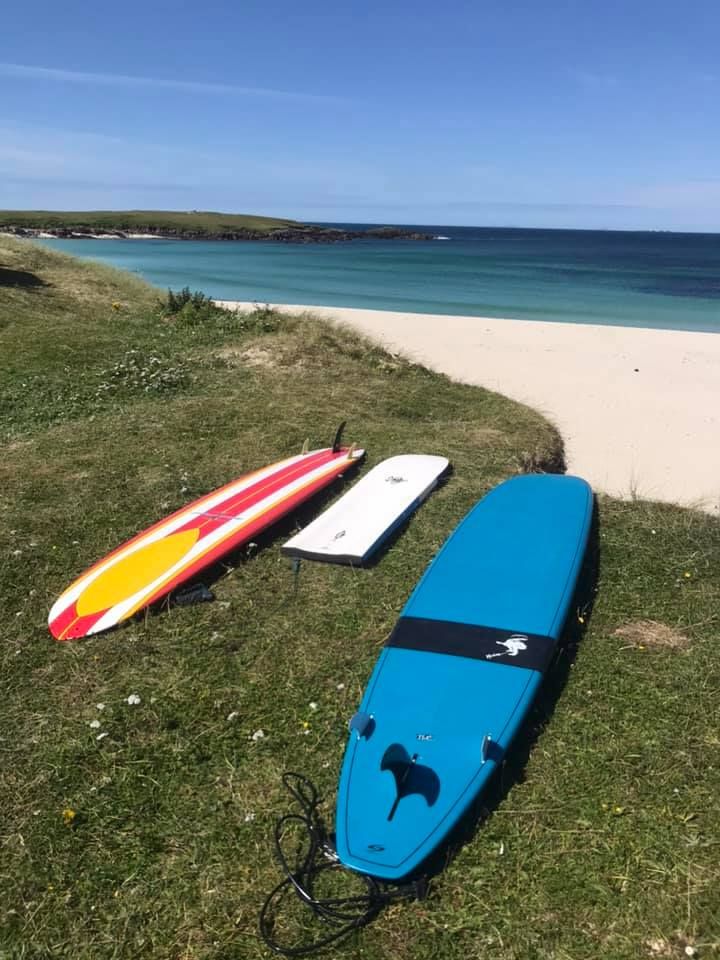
281, 454, 449, 565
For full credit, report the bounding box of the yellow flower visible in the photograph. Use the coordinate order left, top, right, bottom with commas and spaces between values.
111, 301, 121, 311
62, 808, 76, 826
302, 720, 310, 729
683, 572, 692, 579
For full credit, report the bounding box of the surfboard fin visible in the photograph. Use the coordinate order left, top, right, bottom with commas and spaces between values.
332, 421, 347, 453
301, 438, 309, 455
348, 711, 375, 740
172, 583, 215, 607
381, 743, 440, 821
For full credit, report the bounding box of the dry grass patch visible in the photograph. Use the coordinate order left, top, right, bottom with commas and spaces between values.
613, 619, 692, 651
216, 345, 277, 369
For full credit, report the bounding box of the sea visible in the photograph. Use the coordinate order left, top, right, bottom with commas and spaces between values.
41, 225, 720, 333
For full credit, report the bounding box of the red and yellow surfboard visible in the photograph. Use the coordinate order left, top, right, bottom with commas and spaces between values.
48, 445, 364, 640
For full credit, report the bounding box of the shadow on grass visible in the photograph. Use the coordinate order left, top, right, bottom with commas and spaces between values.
416, 498, 601, 883
0, 266, 47, 288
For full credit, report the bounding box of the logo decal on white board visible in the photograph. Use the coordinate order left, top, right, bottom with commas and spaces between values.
486, 634, 528, 659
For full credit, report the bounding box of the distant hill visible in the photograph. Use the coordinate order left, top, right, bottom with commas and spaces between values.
0, 210, 431, 242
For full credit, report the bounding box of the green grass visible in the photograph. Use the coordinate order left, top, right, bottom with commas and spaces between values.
0, 210, 301, 237
1, 235, 719, 960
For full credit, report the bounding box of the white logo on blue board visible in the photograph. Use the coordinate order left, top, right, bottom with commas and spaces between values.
486, 635, 528, 660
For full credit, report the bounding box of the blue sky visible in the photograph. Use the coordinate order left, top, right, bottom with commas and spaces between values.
2, 0, 719, 230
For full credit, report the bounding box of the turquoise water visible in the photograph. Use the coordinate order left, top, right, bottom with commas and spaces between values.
43, 225, 720, 332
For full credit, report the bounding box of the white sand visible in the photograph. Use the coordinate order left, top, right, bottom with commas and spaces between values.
217, 301, 720, 515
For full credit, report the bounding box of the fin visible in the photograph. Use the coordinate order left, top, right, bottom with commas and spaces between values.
301, 438, 309, 455
348, 711, 375, 740
381, 743, 440, 821
332, 421, 347, 453
172, 583, 215, 607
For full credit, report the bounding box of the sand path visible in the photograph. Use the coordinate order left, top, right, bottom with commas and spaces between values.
218, 302, 720, 515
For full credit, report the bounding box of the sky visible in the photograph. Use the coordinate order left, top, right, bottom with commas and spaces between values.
2, 0, 720, 231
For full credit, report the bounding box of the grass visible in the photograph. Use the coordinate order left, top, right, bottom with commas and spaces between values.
0, 210, 302, 237
1, 235, 719, 960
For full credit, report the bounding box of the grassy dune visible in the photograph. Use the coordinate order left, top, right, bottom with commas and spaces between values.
1, 236, 718, 959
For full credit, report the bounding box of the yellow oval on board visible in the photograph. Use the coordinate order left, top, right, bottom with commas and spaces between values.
76, 528, 200, 617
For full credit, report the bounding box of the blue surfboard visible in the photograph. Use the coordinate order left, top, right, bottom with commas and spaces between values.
335, 474, 593, 881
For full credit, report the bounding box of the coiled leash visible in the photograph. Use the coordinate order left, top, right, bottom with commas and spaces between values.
259, 773, 427, 956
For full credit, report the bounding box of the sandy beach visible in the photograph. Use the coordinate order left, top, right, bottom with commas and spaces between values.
219, 302, 720, 515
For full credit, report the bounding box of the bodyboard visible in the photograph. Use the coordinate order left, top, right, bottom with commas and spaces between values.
281, 454, 448, 564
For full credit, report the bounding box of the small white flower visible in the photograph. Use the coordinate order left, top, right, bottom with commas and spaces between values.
244, 813, 255, 822
96, 703, 105, 711
11, 549, 22, 557
498, 841, 505, 855
227, 711, 239, 722
126, 694, 141, 705
685, 948, 697, 958
251, 729, 265, 741
336, 683, 345, 691
322, 761, 330, 769
309, 702, 318, 711
89, 720, 101, 729
303, 729, 310, 736
96, 732, 109, 741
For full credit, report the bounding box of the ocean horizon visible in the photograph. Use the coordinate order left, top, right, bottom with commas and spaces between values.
42, 224, 720, 333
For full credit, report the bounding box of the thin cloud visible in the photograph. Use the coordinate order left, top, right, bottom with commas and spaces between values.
1, 174, 197, 191
0, 62, 346, 105
569, 68, 619, 90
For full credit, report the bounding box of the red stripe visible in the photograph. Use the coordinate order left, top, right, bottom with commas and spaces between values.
175, 449, 342, 541
58, 449, 332, 592
50, 448, 359, 640
130, 454, 355, 611
49, 603, 109, 641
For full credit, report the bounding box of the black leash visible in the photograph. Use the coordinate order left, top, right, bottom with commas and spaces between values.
259, 773, 427, 956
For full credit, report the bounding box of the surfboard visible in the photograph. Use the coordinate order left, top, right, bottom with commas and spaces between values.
335, 473, 593, 881
281, 455, 449, 565
48, 445, 364, 641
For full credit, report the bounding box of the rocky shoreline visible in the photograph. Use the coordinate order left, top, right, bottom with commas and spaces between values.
2, 224, 433, 243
